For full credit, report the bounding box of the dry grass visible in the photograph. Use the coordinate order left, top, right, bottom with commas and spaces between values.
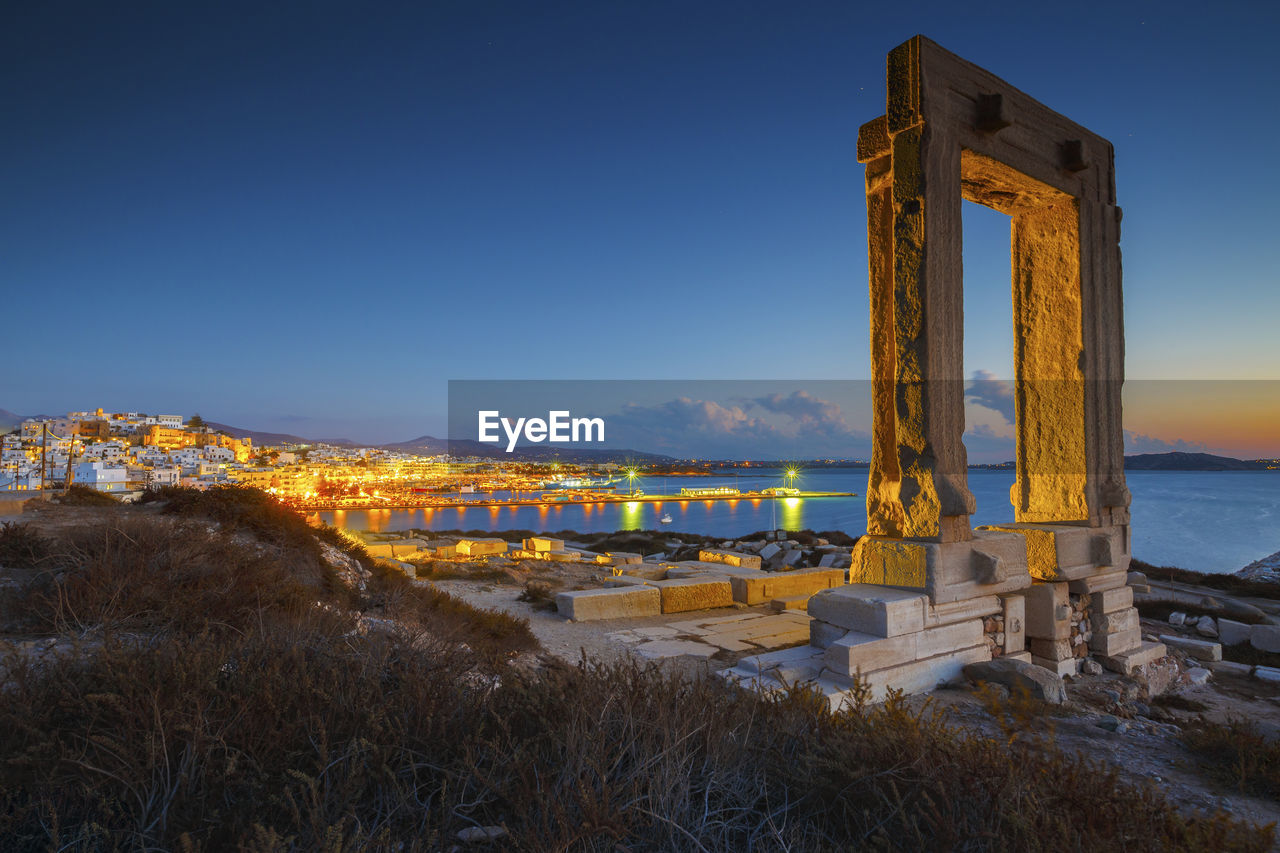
0, 492, 1272, 850
0, 645, 1270, 851
1182, 717, 1280, 801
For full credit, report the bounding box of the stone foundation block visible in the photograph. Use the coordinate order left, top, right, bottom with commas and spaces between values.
809, 620, 848, 650
1090, 626, 1141, 657
1000, 593, 1026, 654
556, 586, 661, 621
925, 595, 1001, 628
1090, 607, 1139, 635
1024, 582, 1070, 640
1089, 585, 1134, 615
1101, 641, 1167, 675
1032, 655, 1079, 677
1029, 638, 1072, 661
841, 644, 991, 703
824, 619, 984, 677
807, 585, 928, 638
1066, 569, 1128, 594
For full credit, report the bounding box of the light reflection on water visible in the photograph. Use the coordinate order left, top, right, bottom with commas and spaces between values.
316, 468, 1280, 574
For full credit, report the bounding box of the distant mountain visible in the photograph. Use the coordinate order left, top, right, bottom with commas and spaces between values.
1124, 452, 1268, 471
383, 434, 674, 462
204, 422, 356, 447
0, 409, 24, 432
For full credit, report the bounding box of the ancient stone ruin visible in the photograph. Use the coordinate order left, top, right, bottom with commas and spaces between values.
726, 36, 1165, 701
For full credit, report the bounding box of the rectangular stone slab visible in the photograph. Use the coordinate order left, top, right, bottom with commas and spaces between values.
651, 578, 733, 614
1158, 634, 1222, 662
728, 568, 845, 606
556, 587, 661, 621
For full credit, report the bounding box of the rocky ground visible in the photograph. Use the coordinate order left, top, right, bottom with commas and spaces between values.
386, 530, 1280, 832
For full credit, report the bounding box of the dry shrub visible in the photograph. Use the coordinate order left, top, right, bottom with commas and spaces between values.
517, 580, 557, 610
24, 517, 313, 635
0, 623, 478, 851
51, 485, 120, 507
1182, 717, 1280, 800
0, 522, 54, 570
0, 647, 1271, 851
365, 560, 537, 669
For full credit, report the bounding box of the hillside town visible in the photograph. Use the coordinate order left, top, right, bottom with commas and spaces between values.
0, 409, 455, 498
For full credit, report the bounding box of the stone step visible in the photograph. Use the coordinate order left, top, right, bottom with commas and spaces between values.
824, 619, 984, 678
807, 584, 928, 638
1101, 640, 1167, 675
769, 593, 812, 612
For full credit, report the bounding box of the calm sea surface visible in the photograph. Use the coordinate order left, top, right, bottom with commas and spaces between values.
318, 468, 1280, 574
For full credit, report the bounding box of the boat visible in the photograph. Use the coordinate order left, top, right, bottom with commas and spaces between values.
659, 512, 673, 524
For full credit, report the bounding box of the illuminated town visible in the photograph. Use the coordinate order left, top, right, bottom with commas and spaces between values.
0, 409, 854, 510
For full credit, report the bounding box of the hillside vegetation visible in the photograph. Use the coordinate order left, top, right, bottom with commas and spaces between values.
0, 487, 1270, 851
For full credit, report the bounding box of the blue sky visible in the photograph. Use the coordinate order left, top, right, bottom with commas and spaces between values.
3, 1, 1278, 451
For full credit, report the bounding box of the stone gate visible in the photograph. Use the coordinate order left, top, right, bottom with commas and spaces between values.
726, 37, 1164, 701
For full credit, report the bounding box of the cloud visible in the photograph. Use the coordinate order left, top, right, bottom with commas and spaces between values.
965, 370, 1015, 425
751, 390, 847, 428
1123, 430, 1209, 454
606, 394, 870, 459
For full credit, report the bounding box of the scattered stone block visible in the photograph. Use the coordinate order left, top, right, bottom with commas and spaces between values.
1218, 618, 1251, 647
817, 552, 852, 569
525, 536, 564, 553
1158, 634, 1222, 662
698, 549, 762, 569
618, 563, 670, 580
1168, 611, 1186, 627
1185, 666, 1212, 686
1207, 659, 1253, 677
596, 551, 643, 566
556, 586, 661, 621
1251, 624, 1280, 653
759, 542, 782, 562
652, 578, 733, 614
456, 538, 507, 557
1254, 666, 1280, 684
1195, 617, 1219, 638
963, 658, 1067, 703
807, 585, 927, 638
544, 549, 583, 562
